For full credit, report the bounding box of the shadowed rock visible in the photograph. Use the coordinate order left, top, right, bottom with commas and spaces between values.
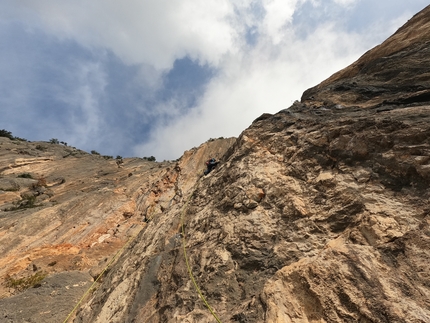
73, 5, 430, 323
2, 5, 430, 323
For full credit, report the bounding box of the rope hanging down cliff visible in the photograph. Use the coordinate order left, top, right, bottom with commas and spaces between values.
62, 229, 141, 323
180, 187, 223, 323
63, 174, 222, 322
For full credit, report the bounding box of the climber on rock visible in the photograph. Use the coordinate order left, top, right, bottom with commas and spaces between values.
204, 157, 219, 175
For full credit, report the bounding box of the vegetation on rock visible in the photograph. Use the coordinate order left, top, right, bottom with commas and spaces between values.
5, 271, 47, 292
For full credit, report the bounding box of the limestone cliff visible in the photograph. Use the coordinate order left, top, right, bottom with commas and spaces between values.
1, 4, 430, 323
301, 4, 430, 109
0, 137, 235, 322
74, 5, 430, 323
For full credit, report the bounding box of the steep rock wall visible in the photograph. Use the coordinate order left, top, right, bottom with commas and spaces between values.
74, 6, 430, 323
75, 104, 430, 323
2, 5, 430, 323
0, 137, 235, 322
302, 5, 430, 109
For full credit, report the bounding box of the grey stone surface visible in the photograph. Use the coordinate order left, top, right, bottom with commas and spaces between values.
0, 271, 92, 323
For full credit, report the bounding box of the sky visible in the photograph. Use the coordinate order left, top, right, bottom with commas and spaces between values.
0, 1, 428, 161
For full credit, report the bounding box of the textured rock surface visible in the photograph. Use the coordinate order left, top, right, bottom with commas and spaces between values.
70, 4, 430, 323
302, 5, 430, 109
2, 5, 430, 323
0, 271, 93, 323
74, 5, 430, 323
76, 104, 430, 322
0, 136, 235, 321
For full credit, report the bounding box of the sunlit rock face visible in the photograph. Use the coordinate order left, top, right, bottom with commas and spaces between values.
74, 6, 429, 323
2, 5, 430, 323
301, 4, 430, 109
0, 136, 235, 322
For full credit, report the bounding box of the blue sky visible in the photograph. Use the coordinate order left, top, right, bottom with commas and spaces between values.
0, 1, 428, 160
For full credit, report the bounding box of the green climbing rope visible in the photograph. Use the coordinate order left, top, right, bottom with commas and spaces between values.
180, 190, 223, 323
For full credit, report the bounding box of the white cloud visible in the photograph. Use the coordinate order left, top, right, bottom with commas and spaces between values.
58, 62, 107, 146
134, 21, 373, 160
9, 0, 307, 70
261, 0, 300, 44
14, 0, 238, 72
2, 0, 427, 159
332, 0, 358, 6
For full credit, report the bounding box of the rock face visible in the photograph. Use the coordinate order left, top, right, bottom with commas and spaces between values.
73, 6, 430, 323
1, 271, 93, 323
0, 136, 235, 322
75, 106, 430, 323
302, 5, 430, 109
2, 5, 430, 323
